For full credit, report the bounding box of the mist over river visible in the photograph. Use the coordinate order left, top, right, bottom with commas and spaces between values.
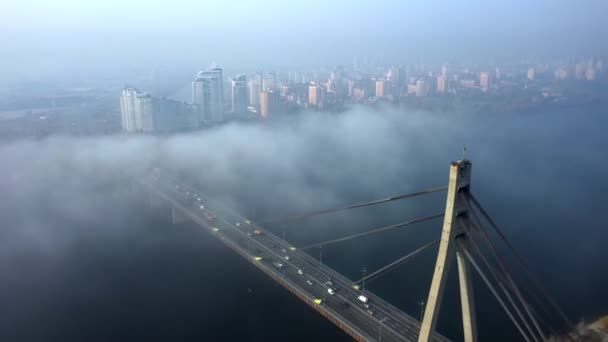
1, 105, 606, 341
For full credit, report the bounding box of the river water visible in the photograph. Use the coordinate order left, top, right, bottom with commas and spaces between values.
1, 105, 606, 341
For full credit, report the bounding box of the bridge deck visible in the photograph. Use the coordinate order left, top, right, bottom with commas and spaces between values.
143, 176, 450, 342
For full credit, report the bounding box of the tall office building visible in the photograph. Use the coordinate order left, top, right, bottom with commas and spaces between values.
260, 90, 280, 118
308, 83, 324, 107
479, 72, 491, 92
120, 87, 138, 132
436, 75, 447, 93
441, 64, 448, 77
192, 68, 224, 123
231, 75, 248, 116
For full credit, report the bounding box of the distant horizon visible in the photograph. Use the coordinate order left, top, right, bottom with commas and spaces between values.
2, 1, 608, 81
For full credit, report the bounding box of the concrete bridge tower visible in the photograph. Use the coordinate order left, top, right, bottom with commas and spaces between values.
418, 160, 477, 342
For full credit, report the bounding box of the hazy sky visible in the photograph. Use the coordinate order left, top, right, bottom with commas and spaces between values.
2, 0, 606, 33
2, 0, 607, 79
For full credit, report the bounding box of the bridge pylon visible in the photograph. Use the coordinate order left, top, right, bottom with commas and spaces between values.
418, 160, 477, 342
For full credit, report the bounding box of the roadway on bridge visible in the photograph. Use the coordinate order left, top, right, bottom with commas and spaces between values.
146, 175, 449, 342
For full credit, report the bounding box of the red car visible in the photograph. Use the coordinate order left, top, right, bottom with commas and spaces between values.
206, 214, 216, 222
254, 229, 264, 235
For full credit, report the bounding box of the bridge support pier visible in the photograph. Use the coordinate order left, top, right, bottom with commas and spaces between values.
418, 160, 477, 342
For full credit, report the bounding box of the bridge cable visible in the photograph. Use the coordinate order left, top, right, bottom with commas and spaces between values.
470, 194, 577, 334
298, 213, 444, 250
254, 185, 448, 225
457, 239, 533, 342
459, 217, 542, 342
463, 200, 559, 340
354, 239, 439, 285
463, 205, 548, 337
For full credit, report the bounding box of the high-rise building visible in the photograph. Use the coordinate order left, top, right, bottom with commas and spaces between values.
460, 79, 476, 89
347, 80, 355, 98
527, 68, 535, 81
375, 80, 386, 97
308, 83, 324, 107
416, 80, 426, 97
191, 74, 204, 123
441, 64, 448, 77
387, 67, 401, 88
120, 88, 138, 132
479, 72, 491, 92
585, 67, 597, 80
353, 87, 368, 100
407, 84, 418, 95
248, 73, 262, 107
193, 68, 224, 123
122, 87, 198, 133
280, 84, 289, 97
120, 88, 154, 133
331, 65, 343, 82
231, 75, 248, 116
436, 75, 447, 93
260, 90, 280, 118
154, 98, 198, 132
262, 72, 276, 90
134, 93, 154, 132
554, 67, 568, 81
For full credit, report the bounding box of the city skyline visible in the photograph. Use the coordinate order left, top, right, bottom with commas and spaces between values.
118, 55, 607, 133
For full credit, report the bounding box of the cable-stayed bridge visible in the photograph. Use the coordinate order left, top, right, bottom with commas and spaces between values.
138, 160, 576, 342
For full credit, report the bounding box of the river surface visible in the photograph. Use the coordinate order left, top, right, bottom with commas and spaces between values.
1, 106, 606, 341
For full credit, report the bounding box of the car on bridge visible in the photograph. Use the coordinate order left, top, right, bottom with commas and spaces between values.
206, 214, 216, 222
254, 229, 264, 235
